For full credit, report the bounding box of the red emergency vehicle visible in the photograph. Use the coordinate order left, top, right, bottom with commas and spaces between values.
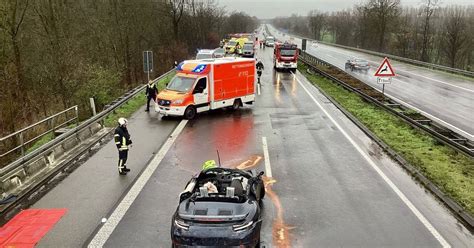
273, 42, 298, 72
156, 58, 256, 119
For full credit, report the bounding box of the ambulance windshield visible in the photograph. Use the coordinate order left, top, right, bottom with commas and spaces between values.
166, 75, 195, 93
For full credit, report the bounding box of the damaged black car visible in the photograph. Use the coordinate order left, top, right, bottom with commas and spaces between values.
171, 167, 265, 248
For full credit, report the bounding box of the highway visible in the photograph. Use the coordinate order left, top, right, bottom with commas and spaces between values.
267, 25, 474, 140
26, 44, 473, 247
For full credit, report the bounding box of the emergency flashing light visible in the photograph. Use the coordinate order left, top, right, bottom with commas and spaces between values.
192, 64, 207, 73
177, 62, 185, 71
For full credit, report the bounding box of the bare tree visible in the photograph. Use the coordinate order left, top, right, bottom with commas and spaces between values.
366, 0, 400, 52
308, 10, 326, 40
168, 0, 186, 41
442, 6, 469, 68
419, 0, 440, 62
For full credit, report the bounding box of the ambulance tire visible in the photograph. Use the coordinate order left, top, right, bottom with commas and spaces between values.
232, 99, 241, 111
184, 106, 196, 120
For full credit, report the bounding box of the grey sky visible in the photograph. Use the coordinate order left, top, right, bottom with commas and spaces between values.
216, 0, 473, 19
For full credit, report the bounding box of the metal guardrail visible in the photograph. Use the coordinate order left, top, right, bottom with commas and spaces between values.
0, 106, 79, 159
0, 69, 175, 181
300, 59, 474, 229
267, 24, 474, 78
298, 51, 474, 157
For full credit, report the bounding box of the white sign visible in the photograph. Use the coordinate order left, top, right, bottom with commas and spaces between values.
377, 77, 392, 84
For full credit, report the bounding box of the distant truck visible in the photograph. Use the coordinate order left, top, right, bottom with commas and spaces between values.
156, 58, 256, 119
273, 42, 298, 72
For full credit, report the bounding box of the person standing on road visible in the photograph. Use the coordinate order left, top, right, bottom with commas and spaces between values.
145, 80, 158, 112
114, 118, 132, 175
256, 60, 264, 83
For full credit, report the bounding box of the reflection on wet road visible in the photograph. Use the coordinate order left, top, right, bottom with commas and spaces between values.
101, 36, 473, 248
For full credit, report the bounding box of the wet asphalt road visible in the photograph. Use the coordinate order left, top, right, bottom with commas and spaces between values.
267, 25, 474, 139
99, 47, 472, 247
27, 29, 473, 247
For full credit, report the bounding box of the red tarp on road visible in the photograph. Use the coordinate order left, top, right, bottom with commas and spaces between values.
0, 208, 67, 248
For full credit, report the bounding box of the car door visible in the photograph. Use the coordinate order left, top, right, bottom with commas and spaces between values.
193, 77, 209, 111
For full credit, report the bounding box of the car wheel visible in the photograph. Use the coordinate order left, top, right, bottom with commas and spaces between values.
258, 179, 265, 199
232, 99, 241, 110
184, 106, 196, 120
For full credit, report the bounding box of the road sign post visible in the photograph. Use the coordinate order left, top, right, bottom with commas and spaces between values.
374, 57, 395, 101
143, 51, 153, 83
302, 39, 307, 51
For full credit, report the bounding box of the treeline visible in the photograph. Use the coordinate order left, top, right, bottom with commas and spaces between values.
272, 0, 473, 70
0, 0, 258, 137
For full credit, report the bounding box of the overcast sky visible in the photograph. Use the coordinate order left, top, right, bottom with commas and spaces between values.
216, 0, 473, 19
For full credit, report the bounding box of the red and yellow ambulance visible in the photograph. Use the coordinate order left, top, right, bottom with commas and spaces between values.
156, 57, 256, 119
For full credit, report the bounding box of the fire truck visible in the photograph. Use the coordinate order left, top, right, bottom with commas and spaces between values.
273, 42, 298, 72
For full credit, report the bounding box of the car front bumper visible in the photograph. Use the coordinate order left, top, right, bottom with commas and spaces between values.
156, 105, 186, 116
275, 61, 297, 69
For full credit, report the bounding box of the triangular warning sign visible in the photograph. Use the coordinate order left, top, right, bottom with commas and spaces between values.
374, 57, 395, 77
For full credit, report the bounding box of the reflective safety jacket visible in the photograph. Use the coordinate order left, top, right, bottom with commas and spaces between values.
114, 126, 132, 151
146, 82, 158, 97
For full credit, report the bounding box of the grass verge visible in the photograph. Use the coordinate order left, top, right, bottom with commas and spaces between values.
298, 62, 474, 215
26, 133, 54, 154
104, 72, 175, 127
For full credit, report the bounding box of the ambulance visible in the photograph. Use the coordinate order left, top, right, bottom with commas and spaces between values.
156, 58, 256, 119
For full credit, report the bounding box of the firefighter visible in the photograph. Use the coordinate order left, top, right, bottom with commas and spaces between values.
145, 80, 158, 112
256, 60, 264, 83
114, 118, 132, 175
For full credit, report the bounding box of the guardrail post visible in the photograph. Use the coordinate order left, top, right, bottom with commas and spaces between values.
19, 132, 24, 157
75, 106, 79, 127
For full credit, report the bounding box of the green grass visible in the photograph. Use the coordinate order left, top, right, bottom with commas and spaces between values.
26, 132, 54, 154
104, 72, 175, 127
298, 62, 474, 215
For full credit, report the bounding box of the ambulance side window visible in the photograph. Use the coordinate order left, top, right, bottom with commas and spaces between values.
193, 78, 207, 94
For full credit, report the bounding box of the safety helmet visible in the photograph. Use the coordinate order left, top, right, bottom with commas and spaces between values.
202, 160, 217, 170
118, 117, 128, 126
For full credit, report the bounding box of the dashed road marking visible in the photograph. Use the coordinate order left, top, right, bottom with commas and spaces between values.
292, 71, 451, 248
88, 120, 188, 247
262, 137, 272, 177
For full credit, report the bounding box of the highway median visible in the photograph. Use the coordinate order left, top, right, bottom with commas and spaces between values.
297, 62, 474, 219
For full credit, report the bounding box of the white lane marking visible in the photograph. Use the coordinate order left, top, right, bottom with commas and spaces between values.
308, 49, 473, 139
258, 83, 261, 96
88, 120, 188, 247
262, 137, 272, 178
316, 46, 474, 93
384, 78, 473, 140
291, 72, 451, 248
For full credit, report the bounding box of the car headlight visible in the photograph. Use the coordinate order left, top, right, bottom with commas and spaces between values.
233, 221, 253, 231
175, 219, 189, 230
173, 99, 184, 105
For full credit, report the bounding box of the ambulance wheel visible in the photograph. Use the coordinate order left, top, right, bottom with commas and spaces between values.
184, 106, 196, 120
232, 99, 241, 110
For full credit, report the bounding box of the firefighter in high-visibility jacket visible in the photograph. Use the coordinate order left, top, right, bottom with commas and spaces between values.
114, 118, 132, 175
145, 80, 158, 112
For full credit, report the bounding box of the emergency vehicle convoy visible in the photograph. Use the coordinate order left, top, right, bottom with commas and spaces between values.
273, 41, 298, 72
156, 58, 256, 119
